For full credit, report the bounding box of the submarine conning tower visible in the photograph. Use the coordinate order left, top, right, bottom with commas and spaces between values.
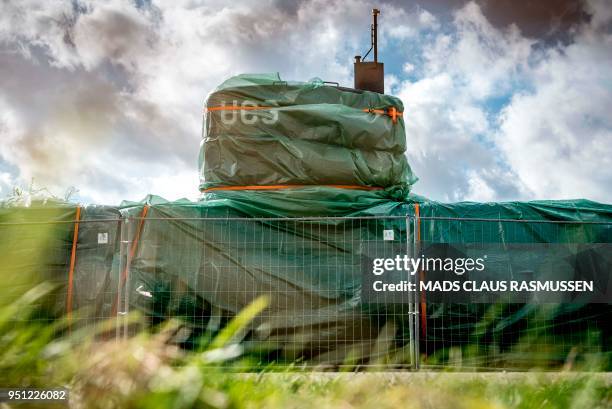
354, 8, 384, 94
198, 7, 416, 195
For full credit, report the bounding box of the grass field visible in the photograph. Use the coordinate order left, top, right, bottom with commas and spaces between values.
1, 286, 611, 409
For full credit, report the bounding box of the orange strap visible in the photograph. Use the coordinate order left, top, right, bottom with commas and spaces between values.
362, 107, 403, 123
112, 205, 149, 316
204, 105, 403, 123
202, 184, 383, 192
415, 203, 427, 340
66, 206, 81, 328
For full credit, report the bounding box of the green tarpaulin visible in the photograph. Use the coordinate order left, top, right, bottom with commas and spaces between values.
199, 73, 416, 190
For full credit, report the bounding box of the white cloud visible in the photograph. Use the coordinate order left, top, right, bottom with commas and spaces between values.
0, 0, 610, 206
402, 62, 415, 74
394, 0, 611, 203
496, 1, 612, 202
0, 172, 14, 196
0, 1, 80, 67
394, 2, 534, 201
384, 7, 439, 41
73, 2, 158, 71
422, 1, 534, 100
384, 74, 400, 94
0, 0, 386, 204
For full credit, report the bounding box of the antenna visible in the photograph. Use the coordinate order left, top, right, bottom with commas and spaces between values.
354, 8, 384, 93
373, 8, 379, 62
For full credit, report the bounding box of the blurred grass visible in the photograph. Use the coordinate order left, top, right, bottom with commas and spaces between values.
1, 286, 611, 409
0, 213, 610, 408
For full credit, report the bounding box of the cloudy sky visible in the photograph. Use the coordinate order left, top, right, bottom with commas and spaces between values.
0, 0, 610, 204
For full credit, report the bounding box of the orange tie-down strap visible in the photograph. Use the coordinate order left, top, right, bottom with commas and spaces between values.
66, 205, 82, 329
361, 107, 403, 124
204, 105, 404, 123
202, 184, 383, 192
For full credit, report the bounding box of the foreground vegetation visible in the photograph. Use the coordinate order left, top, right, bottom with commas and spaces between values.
0, 285, 610, 409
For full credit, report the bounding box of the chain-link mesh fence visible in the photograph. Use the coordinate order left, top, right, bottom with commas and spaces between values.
119, 215, 415, 369
1, 209, 610, 370
415, 216, 612, 370
0, 207, 121, 337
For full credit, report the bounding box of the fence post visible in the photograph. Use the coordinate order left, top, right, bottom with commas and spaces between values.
115, 216, 130, 341
406, 215, 416, 370
123, 215, 133, 340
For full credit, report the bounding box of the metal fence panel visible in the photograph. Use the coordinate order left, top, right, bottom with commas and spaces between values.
2, 207, 611, 370
121, 215, 416, 369
414, 216, 612, 370
0, 207, 122, 336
